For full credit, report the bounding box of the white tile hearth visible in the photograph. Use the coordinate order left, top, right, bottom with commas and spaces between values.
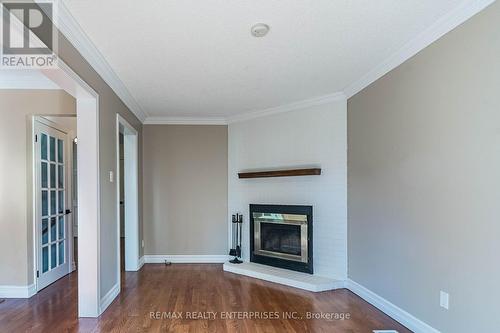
223, 262, 344, 292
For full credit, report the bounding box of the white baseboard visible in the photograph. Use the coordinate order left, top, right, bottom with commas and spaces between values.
0, 284, 36, 298
99, 283, 120, 315
126, 256, 145, 271
28, 283, 37, 297
144, 255, 229, 264
345, 279, 441, 333
138, 256, 145, 270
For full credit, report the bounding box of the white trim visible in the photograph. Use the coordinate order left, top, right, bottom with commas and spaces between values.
75, 96, 101, 318
227, 92, 347, 123
99, 283, 120, 314
144, 116, 228, 125
346, 279, 441, 333
115, 117, 121, 289
143, 92, 347, 125
0, 284, 37, 298
138, 256, 145, 270
52, 1, 147, 122
343, 0, 497, 98
144, 255, 229, 264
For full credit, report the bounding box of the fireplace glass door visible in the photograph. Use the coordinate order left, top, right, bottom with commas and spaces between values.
261, 223, 301, 256
253, 213, 308, 263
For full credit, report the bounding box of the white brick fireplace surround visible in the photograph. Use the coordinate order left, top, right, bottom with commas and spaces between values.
226, 97, 348, 290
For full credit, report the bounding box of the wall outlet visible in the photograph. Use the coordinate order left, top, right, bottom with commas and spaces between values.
440, 291, 449, 309
142, 239, 145, 248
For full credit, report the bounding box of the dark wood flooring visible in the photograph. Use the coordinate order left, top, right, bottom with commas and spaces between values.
0, 264, 411, 333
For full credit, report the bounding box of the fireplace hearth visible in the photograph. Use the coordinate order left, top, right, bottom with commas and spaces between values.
250, 204, 313, 274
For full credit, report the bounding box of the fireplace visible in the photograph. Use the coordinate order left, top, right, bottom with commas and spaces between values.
250, 204, 313, 274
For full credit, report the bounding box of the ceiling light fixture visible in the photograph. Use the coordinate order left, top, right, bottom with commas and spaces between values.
251, 23, 270, 37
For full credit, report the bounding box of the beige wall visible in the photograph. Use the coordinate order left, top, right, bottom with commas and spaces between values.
143, 125, 228, 255
0, 90, 75, 286
347, 2, 500, 332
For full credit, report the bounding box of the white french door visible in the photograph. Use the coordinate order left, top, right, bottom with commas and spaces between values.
34, 120, 71, 290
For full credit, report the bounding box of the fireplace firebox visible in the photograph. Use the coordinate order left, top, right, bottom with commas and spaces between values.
250, 204, 313, 274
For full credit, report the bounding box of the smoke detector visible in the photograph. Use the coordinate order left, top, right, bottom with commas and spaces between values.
251, 23, 270, 37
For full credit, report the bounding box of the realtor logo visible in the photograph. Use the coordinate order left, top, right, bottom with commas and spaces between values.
1, 0, 58, 68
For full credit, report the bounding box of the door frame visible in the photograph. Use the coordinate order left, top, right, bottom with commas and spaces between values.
26, 61, 100, 317
116, 114, 140, 282
32, 116, 75, 291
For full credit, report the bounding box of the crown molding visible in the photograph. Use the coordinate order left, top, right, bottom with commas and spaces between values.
53, 1, 148, 122
343, 0, 497, 98
227, 92, 347, 124
144, 116, 228, 125
145, 92, 346, 125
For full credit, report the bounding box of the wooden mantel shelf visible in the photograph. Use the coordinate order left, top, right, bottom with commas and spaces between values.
238, 168, 321, 179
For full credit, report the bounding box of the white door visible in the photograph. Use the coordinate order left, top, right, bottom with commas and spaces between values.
35, 120, 71, 290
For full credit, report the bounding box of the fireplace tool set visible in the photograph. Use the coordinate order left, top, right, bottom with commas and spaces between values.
229, 214, 243, 264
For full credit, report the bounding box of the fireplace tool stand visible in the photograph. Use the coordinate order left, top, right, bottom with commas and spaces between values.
229, 214, 243, 264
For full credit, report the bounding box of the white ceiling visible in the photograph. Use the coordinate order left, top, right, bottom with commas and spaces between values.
43, 116, 77, 134
62, 0, 467, 120
0, 70, 61, 89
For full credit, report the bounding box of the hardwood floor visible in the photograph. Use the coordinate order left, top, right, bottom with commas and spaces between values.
0, 264, 411, 333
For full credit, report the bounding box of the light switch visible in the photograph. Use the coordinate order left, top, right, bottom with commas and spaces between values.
109, 171, 114, 183
440, 291, 449, 310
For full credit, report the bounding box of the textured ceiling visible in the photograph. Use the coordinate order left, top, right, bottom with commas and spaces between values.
63, 0, 464, 118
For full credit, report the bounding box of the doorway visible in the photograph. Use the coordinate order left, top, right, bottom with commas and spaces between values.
116, 114, 140, 283
0, 63, 99, 317
2, 8, 122, 317
41, 63, 100, 317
